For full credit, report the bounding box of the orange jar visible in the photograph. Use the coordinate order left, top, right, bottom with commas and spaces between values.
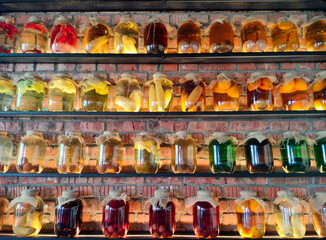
312, 71, 326, 110
208, 19, 234, 53
181, 73, 206, 112
177, 19, 201, 53
241, 18, 267, 52
304, 16, 326, 51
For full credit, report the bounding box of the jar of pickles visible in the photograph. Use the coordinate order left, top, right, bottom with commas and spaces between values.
313, 131, 326, 173
0, 131, 13, 173
208, 19, 234, 53
181, 73, 206, 112
96, 131, 123, 174
55, 190, 83, 238
51, 16, 77, 53
177, 19, 201, 53
114, 17, 139, 54
0, 73, 14, 111
101, 190, 129, 238
115, 73, 141, 112
9, 189, 43, 237
17, 131, 47, 173
48, 74, 77, 111
144, 18, 168, 54
312, 71, 326, 110
304, 16, 326, 51
134, 132, 161, 174
57, 132, 85, 174
0, 198, 9, 230
0, 16, 19, 53
308, 192, 326, 237
236, 190, 266, 238
186, 190, 219, 238
241, 18, 267, 52
16, 73, 46, 111
84, 17, 110, 54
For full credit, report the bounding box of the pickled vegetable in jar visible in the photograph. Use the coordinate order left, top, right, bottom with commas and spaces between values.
48, 74, 77, 111
17, 131, 47, 173
96, 131, 123, 174
115, 73, 141, 112
0, 16, 19, 53
83, 17, 110, 53
241, 18, 267, 52
304, 16, 326, 51
312, 71, 326, 110
0, 198, 9, 230
114, 17, 139, 54
308, 192, 326, 237
0, 131, 13, 173
177, 19, 201, 53
181, 73, 206, 112
144, 18, 168, 54
21, 16, 48, 53
0, 73, 14, 111
208, 19, 234, 53
57, 132, 85, 174
236, 190, 266, 238
51, 16, 77, 53
9, 189, 43, 237
313, 131, 326, 173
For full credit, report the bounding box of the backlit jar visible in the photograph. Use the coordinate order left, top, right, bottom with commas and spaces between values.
309, 192, 326, 237
0, 73, 14, 111
304, 16, 326, 51
181, 73, 206, 112
312, 71, 326, 110
51, 16, 77, 53
114, 17, 139, 54
144, 18, 168, 54
0, 131, 13, 173
241, 18, 267, 52
177, 19, 201, 53
208, 19, 234, 53
0, 198, 9, 230
313, 131, 326, 173
84, 17, 110, 53
0, 16, 19, 53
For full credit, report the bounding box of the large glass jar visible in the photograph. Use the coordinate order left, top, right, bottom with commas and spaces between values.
9, 189, 43, 237
51, 16, 77, 53
312, 71, 326, 110
0, 131, 13, 173
55, 190, 83, 238
17, 131, 47, 173
177, 19, 201, 53
241, 18, 267, 52
57, 132, 85, 174
0, 73, 14, 111
309, 192, 326, 237
304, 16, 326, 51
0, 16, 19, 53
144, 18, 168, 54
114, 17, 139, 54
0, 198, 9, 230
134, 132, 161, 174
149, 189, 176, 238
48, 74, 77, 111
313, 131, 326, 173
16, 73, 46, 111
208, 19, 234, 53
236, 191, 265, 238
101, 190, 129, 238
181, 73, 206, 112
115, 73, 141, 112
96, 131, 123, 174
273, 190, 306, 238
21, 16, 48, 53
186, 190, 219, 238
279, 131, 311, 173
247, 72, 275, 111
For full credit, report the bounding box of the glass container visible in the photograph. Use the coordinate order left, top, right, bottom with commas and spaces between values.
0, 73, 14, 111
181, 73, 206, 112
304, 16, 326, 51
0, 198, 9, 230
0, 131, 13, 173
208, 19, 234, 53
241, 18, 267, 52
312, 71, 326, 110
313, 131, 326, 173
144, 18, 168, 54
51, 16, 77, 53
0, 16, 19, 53
114, 17, 139, 54
309, 192, 326, 237
177, 19, 201, 53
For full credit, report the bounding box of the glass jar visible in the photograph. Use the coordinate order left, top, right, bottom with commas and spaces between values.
171, 131, 197, 174
304, 16, 326, 51
279, 131, 311, 173
17, 131, 47, 173
236, 191, 266, 238
0, 131, 13, 173
48, 74, 77, 111
115, 73, 141, 112
279, 72, 310, 110
186, 190, 219, 238
21, 16, 48, 53
55, 190, 83, 238
96, 131, 123, 174
149, 189, 176, 238
313, 131, 326, 173
134, 132, 161, 174
144, 18, 168, 54
0, 16, 19, 53
145, 72, 173, 112
0, 198, 9, 230
181, 73, 206, 112
83, 17, 110, 54
101, 190, 129, 238
57, 132, 85, 174
9, 189, 43, 237
16, 73, 46, 111
177, 19, 201, 53
208, 132, 236, 174
241, 18, 267, 52
208, 19, 234, 53
51, 16, 77, 53
273, 190, 306, 238
309, 192, 326, 237
247, 72, 275, 111
114, 17, 139, 54
312, 71, 326, 110
0, 73, 14, 111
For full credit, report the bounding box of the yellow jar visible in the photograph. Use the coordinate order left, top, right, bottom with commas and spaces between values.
181, 73, 206, 112
84, 17, 110, 53
177, 19, 201, 53
0, 131, 13, 173
114, 17, 139, 54
312, 71, 326, 110
0, 73, 14, 111
304, 16, 326, 51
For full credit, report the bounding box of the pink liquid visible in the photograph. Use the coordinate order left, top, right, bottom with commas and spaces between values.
193, 202, 219, 238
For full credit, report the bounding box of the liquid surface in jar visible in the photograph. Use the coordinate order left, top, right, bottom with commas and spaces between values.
97, 138, 123, 174
272, 21, 299, 52
181, 80, 206, 112
209, 21, 234, 53
209, 139, 235, 173
212, 79, 239, 111
305, 19, 326, 51
84, 22, 109, 53
149, 202, 176, 238
114, 20, 139, 54
312, 203, 326, 237
51, 21, 77, 53
193, 201, 219, 238
21, 22, 48, 53
144, 21, 168, 54
241, 21, 267, 52
247, 77, 274, 111
313, 78, 326, 110
313, 137, 326, 173
0, 20, 19, 53
177, 21, 201, 53
171, 137, 197, 174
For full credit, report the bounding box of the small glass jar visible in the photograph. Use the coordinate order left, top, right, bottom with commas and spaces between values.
236, 191, 265, 238
247, 72, 275, 111
83, 17, 110, 54
21, 16, 48, 53
241, 18, 267, 52
0, 73, 14, 111
273, 190, 306, 238
149, 189, 176, 238
114, 17, 139, 54
144, 18, 168, 54
16, 73, 46, 111
96, 131, 123, 174
186, 190, 219, 238
312, 71, 326, 110
55, 190, 83, 238
51, 16, 77, 53
209, 19, 234, 53
48, 74, 77, 111
309, 192, 326, 237
57, 132, 85, 174
313, 131, 326, 173
0, 16, 19, 53
0, 198, 9, 231
177, 19, 201, 53
171, 131, 197, 174
0, 131, 13, 173
181, 73, 206, 112
279, 131, 311, 173
115, 73, 141, 112
134, 132, 161, 174
17, 131, 47, 173
304, 16, 326, 51
279, 72, 310, 111
101, 190, 129, 238
145, 72, 173, 112
9, 189, 43, 237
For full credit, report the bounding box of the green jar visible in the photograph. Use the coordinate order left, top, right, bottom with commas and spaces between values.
313, 131, 326, 173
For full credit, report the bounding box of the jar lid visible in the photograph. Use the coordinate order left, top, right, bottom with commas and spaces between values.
26, 130, 43, 136
175, 131, 191, 138
55, 16, 73, 25
277, 190, 294, 197
149, 18, 162, 24
139, 131, 156, 136
28, 16, 42, 23
121, 73, 136, 79
153, 72, 168, 79
240, 190, 257, 198
0, 16, 14, 24
0, 73, 11, 81
103, 131, 119, 136
54, 73, 72, 80
316, 192, 326, 197
62, 190, 78, 198
22, 189, 39, 196
154, 189, 169, 197
197, 190, 213, 198
109, 190, 123, 198
24, 73, 42, 81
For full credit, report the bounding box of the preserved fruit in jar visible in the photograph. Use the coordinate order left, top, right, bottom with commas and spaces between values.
0, 131, 13, 173
51, 16, 77, 53
313, 131, 326, 173
241, 18, 267, 52
309, 192, 326, 237
177, 19, 201, 53
0, 73, 14, 111
114, 17, 139, 54
0, 198, 9, 230
312, 71, 326, 110
144, 18, 168, 54
181, 73, 206, 112
208, 19, 234, 53
304, 16, 326, 51
0, 16, 19, 53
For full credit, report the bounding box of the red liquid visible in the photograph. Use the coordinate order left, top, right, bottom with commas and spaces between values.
144, 21, 167, 54
193, 202, 219, 238
51, 24, 77, 53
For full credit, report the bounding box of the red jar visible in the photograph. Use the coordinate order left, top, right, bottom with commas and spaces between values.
51, 16, 77, 53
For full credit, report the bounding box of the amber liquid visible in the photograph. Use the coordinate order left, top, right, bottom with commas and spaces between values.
272, 21, 299, 52
281, 90, 310, 110
84, 23, 109, 53
177, 21, 201, 53
209, 21, 234, 53
247, 81, 274, 111
313, 80, 326, 110
149, 202, 176, 238
212, 80, 239, 111
241, 21, 267, 52
313, 204, 326, 237
181, 80, 206, 112
144, 22, 167, 54
193, 202, 219, 238
171, 138, 197, 173
305, 20, 326, 51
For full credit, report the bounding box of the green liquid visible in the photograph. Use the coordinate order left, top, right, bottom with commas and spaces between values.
313, 137, 326, 173
208, 139, 235, 173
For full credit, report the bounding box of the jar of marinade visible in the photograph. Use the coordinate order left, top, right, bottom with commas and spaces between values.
186, 190, 219, 238
181, 73, 206, 112
309, 192, 326, 237
208, 19, 234, 53
84, 17, 110, 54
96, 131, 123, 174
312, 71, 326, 110
55, 190, 83, 238
313, 131, 326, 173
0, 16, 19, 53
0, 198, 9, 230
241, 18, 267, 52
114, 17, 139, 54
144, 18, 168, 54
57, 132, 85, 174
177, 19, 201, 53
0, 73, 14, 111
16, 131, 47, 173
0, 131, 13, 173
236, 190, 266, 238
9, 189, 43, 237
304, 16, 326, 51
51, 16, 77, 53
101, 190, 129, 238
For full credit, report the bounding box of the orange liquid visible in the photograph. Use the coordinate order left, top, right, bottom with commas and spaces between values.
241, 21, 267, 52
209, 21, 234, 53
305, 20, 326, 51
177, 21, 201, 53
272, 21, 299, 52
